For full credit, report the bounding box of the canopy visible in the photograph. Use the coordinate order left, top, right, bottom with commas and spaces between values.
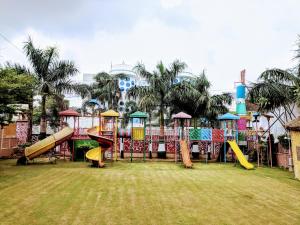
89, 99, 100, 105
59, 109, 80, 117
130, 111, 148, 118
172, 112, 192, 119
218, 113, 240, 120
101, 110, 119, 117
285, 116, 300, 131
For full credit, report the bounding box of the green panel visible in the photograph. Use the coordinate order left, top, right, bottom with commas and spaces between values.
189, 129, 201, 140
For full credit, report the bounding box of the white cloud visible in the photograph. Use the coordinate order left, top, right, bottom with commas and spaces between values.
160, 0, 183, 9
1, 0, 299, 95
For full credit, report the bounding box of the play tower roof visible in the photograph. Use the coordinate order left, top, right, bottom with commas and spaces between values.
59, 109, 80, 117
172, 112, 192, 119
130, 111, 147, 118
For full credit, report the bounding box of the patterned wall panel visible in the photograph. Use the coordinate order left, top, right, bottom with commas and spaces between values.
212, 129, 224, 142
200, 128, 212, 141
16, 121, 28, 145
189, 129, 201, 140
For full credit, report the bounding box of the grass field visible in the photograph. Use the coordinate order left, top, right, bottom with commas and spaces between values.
0, 160, 300, 225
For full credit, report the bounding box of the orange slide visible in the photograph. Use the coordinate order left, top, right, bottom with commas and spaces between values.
85, 127, 114, 167
180, 140, 193, 168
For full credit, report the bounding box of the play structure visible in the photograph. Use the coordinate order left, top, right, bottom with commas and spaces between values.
85, 110, 119, 167
16, 108, 255, 169
14, 72, 261, 170
173, 112, 192, 168
129, 111, 147, 162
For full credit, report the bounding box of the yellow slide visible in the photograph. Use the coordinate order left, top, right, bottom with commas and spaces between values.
85, 147, 105, 167
228, 140, 254, 170
180, 140, 193, 168
85, 127, 114, 167
25, 127, 74, 160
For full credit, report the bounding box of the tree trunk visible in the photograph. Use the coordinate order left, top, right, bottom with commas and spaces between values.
193, 117, 197, 129
91, 105, 95, 127
159, 106, 164, 142
39, 94, 47, 140
26, 97, 33, 143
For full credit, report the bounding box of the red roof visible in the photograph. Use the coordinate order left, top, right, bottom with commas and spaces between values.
172, 112, 192, 119
59, 109, 80, 117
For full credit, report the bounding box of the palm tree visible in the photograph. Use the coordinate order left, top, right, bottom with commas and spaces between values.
168, 73, 232, 127
10, 37, 82, 139
248, 36, 300, 127
122, 100, 139, 127
248, 68, 299, 127
127, 60, 186, 142
93, 72, 128, 110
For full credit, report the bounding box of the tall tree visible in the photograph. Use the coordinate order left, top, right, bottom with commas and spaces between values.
168, 73, 232, 127
248, 36, 300, 128
248, 68, 299, 128
9, 37, 82, 139
127, 60, 186, 142
93, 72, 127, 110
0, 68, 35, 131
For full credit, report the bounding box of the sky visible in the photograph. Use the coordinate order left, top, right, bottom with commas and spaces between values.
1, 0, 300, 93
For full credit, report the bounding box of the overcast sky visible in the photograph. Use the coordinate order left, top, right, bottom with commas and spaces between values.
1, 0, 300, 92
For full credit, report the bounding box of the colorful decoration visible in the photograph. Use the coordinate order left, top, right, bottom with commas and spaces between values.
16, 121, 28, 145
189, 129, 201, 140
200, 128, 212, 141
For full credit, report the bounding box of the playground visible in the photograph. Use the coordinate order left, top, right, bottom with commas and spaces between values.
2, 30, 300, 225
1, 160, 300, 225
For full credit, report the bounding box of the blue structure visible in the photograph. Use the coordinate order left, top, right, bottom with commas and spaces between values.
218, 113, 240, 163
236, 83, 247, 115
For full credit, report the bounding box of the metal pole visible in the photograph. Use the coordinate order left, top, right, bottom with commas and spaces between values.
143, 118, 146, 162
224, 121, 227, 163
131, 118, 133, 162
256, 120, 259, 167
174, 119, 177, 163
114, 117, 118, 161
267, 118, 272, 167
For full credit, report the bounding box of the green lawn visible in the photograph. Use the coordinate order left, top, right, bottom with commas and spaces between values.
0, 160, 300, 225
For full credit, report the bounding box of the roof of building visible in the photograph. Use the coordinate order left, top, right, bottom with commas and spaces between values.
218, 113, 240, 120
172, 112, 192, 119
101, 110, 119, 117
130, 111, 148, 118
59, 109, 80, 117
285, 117, 300, 131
